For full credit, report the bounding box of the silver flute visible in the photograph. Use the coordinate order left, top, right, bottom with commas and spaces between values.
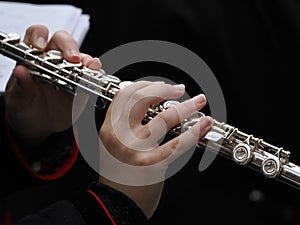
1, 31, 300, 190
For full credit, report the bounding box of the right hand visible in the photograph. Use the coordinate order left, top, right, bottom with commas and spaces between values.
99, 81, 213, 218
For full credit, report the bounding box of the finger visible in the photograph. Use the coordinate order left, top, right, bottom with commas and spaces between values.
46, 30, 80, 63
23, 24, 49, 49
106, 81, 154, 122
141, 94, 207, 139
4, 65, 38, 110
145, 116, 213, 165
108, 83, 186, 149
128, 83, 185, 124
80, 53, 102, 70
11, 65, 35, 90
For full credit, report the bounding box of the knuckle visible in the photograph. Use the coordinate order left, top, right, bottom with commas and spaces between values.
136, 155, 152, 166
53, 29, 70, 37
155, 112, 170, 124
51, 30, 73, 44
99, 124, 113, 140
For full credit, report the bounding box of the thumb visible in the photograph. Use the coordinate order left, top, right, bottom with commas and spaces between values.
13, 65, 34, 90
5, 65, 37, 106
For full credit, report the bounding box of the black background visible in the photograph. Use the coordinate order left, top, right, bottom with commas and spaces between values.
3, 0, 300, 224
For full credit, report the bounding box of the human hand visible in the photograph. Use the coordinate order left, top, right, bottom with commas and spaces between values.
99, 81, 213, 218
4, 24, 102, 149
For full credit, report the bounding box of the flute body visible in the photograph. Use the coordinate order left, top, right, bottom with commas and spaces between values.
1, 31, 300, 190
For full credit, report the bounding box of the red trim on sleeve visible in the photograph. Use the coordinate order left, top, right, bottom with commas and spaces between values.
86, 189, 117, 225
5, 110, 79, 181
2, 208, 11, 225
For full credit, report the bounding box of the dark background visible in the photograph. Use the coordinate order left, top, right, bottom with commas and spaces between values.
3, 0, 300, 224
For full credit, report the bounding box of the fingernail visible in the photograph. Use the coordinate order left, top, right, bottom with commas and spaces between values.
199, 116, 213, 132
36, 37, 46, 49
192, 94, 206, 105
68, 49, 80, 57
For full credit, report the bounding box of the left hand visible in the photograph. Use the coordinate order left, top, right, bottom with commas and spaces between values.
4, 24, 102, 148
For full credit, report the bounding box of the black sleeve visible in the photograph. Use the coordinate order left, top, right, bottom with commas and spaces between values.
14, 201, 86, 225
0, 92, 79, 186
14, 182, 148, 225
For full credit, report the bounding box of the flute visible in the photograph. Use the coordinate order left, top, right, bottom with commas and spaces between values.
1, 31, 300, 190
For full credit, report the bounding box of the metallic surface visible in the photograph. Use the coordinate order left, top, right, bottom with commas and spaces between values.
1, 31, 300, 190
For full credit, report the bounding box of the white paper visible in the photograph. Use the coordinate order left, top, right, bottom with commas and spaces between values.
72, 14, 90, 47
0, 1, 90, 92
0, 55, 15, 92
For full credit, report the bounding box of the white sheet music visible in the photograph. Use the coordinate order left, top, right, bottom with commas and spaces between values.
0, 1, 90, 92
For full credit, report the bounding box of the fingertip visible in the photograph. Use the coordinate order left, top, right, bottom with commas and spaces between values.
172, 84, 185, 98
24, 24, 49, 49
13, 65, 33, 88
86, 58, 102, 70
199, 116, 214, 132
13, 65, 30, 79
47, 30, 80, 63
192, 94, 206, 106
174, 84, 185, 90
